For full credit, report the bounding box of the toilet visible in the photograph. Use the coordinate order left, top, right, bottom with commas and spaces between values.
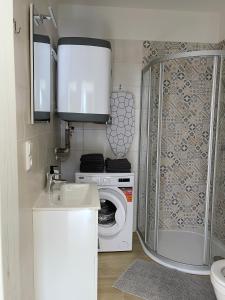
211, 259, 225, 299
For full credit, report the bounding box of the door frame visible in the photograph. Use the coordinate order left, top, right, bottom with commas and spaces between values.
0, 0, 20, 299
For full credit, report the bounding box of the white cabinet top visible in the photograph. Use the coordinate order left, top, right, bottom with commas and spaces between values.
33, 183, 100, 211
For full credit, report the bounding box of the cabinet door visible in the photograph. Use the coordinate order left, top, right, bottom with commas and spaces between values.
33, 210, 98, 300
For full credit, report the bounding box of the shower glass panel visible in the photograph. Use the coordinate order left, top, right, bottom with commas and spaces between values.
211, 58, 225, 262
137, 69, 150, 239
156, 56, 215, 266
146, 64, 160, 250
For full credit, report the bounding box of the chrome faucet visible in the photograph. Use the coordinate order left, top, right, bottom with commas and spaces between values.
46, 172, 67, 193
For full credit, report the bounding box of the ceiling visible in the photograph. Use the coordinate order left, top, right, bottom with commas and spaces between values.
56, 0, 225, 13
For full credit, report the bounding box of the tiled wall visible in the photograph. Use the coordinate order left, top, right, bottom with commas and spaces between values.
14, 0, 60, 299
61, 39, 143, 230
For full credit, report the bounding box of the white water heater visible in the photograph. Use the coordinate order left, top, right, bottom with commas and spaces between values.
57, 37, 111, 123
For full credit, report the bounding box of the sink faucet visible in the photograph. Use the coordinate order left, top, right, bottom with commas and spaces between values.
46, 172, 67, 193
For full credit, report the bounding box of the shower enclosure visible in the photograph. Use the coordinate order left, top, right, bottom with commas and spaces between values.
137, 50, 225, 274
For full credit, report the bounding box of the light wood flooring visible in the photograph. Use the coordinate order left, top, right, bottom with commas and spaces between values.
98, 233, 150, 299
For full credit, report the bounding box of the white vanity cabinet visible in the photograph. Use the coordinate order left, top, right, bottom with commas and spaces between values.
33, 184, 100, 300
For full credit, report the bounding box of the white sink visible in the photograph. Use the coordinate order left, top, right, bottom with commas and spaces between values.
33, 183, 100, 211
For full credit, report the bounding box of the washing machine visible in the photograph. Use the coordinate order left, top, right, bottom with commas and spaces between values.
75, 173, 134, 252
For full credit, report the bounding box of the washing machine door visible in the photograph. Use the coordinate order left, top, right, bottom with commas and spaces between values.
98, 187, 127, 237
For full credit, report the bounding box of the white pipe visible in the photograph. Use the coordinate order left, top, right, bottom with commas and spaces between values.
48, 6, 57, 28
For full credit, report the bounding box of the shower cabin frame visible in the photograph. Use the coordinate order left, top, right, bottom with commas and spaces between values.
137, 50, 225, 275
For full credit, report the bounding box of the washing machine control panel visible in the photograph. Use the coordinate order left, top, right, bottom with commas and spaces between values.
75, 173, 134, 186
76, 175, 101, 185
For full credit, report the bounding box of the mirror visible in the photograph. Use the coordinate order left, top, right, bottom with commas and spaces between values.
30, 3, 51, 123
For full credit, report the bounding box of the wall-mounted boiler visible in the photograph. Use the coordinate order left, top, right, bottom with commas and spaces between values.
57, 37, 111, 123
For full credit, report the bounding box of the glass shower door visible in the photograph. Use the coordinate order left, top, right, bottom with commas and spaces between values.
138, 65, 160, 251
156, 56, 216, 266
210, 58, 225, 263
137, 69, 150, 240
145, 65, 160, 251
137, 50, 225, 274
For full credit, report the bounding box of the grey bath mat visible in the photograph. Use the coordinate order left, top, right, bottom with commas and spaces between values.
113, 259, 216, 300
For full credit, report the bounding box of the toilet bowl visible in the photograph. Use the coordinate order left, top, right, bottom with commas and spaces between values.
211, 259, 225, 299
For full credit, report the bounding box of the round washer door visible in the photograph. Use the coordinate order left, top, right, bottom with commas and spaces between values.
98, 187, 127, 237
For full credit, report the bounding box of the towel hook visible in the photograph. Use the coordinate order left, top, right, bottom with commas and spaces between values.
13, 19, 21, 34
119, 84, 122, 91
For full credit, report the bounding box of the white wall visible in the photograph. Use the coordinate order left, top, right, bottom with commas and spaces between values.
58, 4, 220, 43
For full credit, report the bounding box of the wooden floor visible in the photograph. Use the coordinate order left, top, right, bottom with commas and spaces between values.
98, 233, 150, 299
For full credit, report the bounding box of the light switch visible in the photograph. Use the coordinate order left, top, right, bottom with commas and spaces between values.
25, 141, 32, 171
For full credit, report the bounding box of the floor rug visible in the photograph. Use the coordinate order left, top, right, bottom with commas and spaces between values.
113, 259, 216, 300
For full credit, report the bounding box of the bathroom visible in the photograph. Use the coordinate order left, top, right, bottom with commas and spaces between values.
1, 0, 225, 299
